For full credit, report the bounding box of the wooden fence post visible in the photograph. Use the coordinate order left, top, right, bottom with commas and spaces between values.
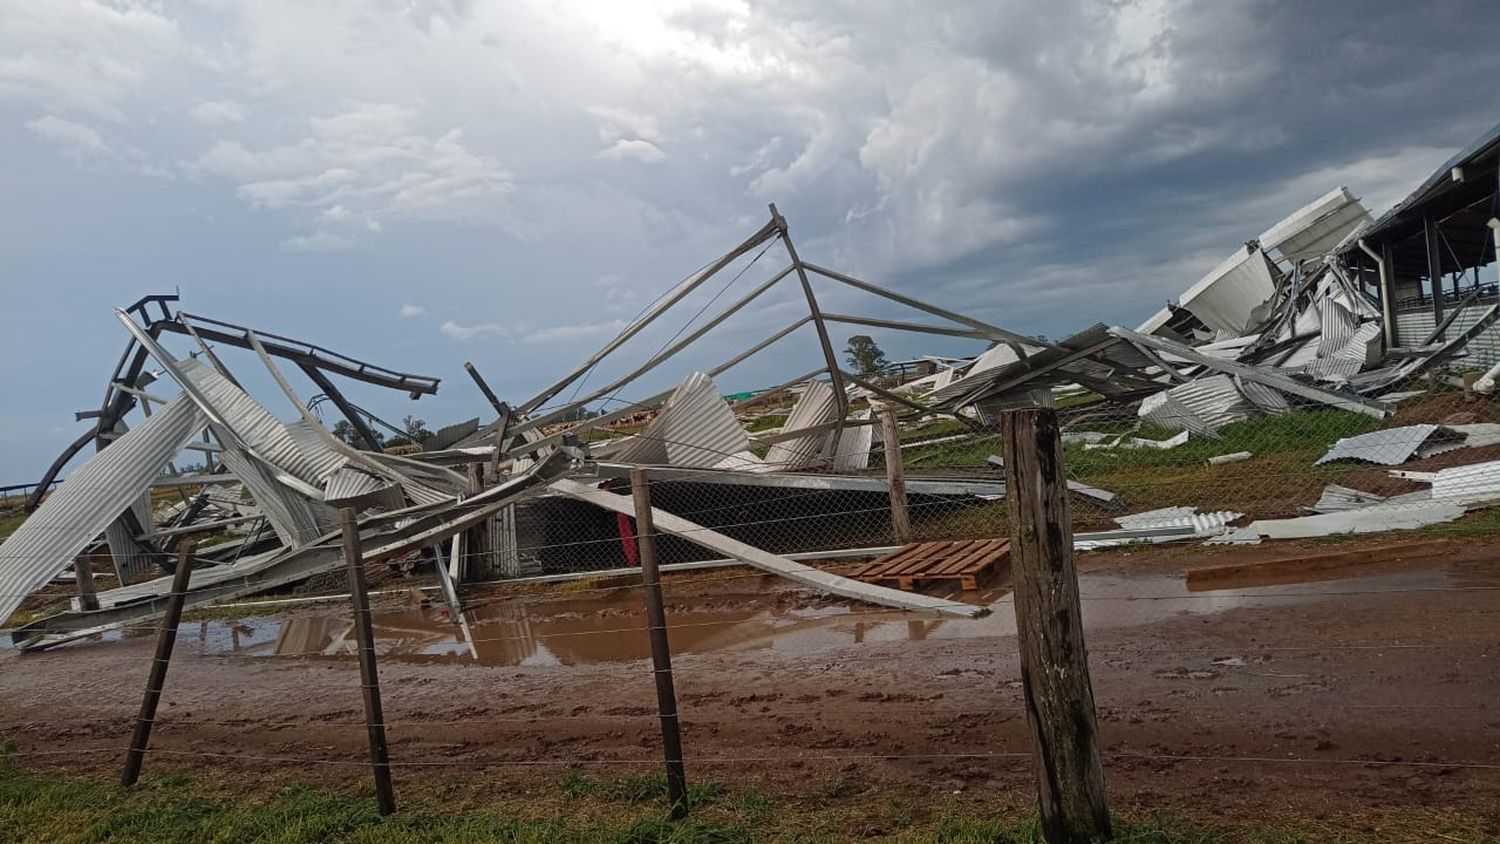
630, 468, 689, 819
999, 407, 1111, 843
879, 407, 912, 544
340, 508, 397, 816
121, 541, 195, 786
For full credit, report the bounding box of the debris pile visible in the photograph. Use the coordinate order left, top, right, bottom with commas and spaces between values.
4, 125, 1500, 650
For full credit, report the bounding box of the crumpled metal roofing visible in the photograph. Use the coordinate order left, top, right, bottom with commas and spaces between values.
832, 410, 873, 471
1113, 506, 1243, 537
1314, 424, 1460, 466
0, 393, 206, 624
763, 380, 837, 469
1173, 245, 1278, 336
1139, 374, 1256, 434
611, 371, 750, 468
1258, 186, 1373, 265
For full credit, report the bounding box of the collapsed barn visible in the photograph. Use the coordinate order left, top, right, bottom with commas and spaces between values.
4, 123, 1500, 652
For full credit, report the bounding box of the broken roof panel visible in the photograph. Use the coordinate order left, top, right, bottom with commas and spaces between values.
1314, 424, 1461, 465
1173, 245, 1278, 336
763, 380, 838, 469
1258, 186, 1373, 265
0, 393, 206, 624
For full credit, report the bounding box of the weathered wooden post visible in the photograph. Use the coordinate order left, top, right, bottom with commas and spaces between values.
340, 507, 397, 816
999, 407, 1111, 843
630, 468, 689, 819
121, 541, 196, 787
878, 406, 912, 544
74, 552, 100, 612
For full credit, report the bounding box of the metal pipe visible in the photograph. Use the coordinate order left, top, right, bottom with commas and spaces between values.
517, 218, 780, 414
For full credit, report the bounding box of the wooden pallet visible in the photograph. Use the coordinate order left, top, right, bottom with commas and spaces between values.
849, 539, 1010, 591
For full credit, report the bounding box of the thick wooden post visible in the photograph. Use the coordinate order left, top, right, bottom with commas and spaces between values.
999, 408, 1111, 843
879, 408, 912, 544
74, 552, 100, 612
630, 468, 689, 820
121, 541, 195, 786
340, 508, 396, 816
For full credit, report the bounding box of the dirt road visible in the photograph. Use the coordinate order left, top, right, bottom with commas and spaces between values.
2, 537, 1498, 826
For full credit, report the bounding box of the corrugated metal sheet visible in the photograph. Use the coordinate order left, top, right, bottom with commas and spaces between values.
285, 420, 348, 483
1432, 460, 1500, 505
1394, 309, 1437, 350
832, 410, 874, 471
1258, 187, 1373, 264
0, 394, 206, 624
1174, 245, 1278, 336
323, 466, 400, 508
611, 372, 749, 468
1446, 304, 1500, 370
1140, 375, 1255, 434
1314, 424, 1455, 465
425, 417, 480, 452
1114, 507, 1243, 537
1235, 377, 1290, 414
1317, 300, 1355, 357
182, 364, 332, 487
217, 448, 327, 546
764, 380, 838, 469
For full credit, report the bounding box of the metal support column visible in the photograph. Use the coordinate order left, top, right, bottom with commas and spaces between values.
1426, 216, 1446, 338
769, 204, 849, 456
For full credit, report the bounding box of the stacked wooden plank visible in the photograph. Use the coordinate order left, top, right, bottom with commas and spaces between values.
849, 538, 1010, 591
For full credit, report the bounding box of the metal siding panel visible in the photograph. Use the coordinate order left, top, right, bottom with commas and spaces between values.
0, 394, 205, 623
763, 380, 838, 469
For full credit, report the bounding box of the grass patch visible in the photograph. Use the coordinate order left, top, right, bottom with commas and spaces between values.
0, 765, 1491, 843
0, 508, 27, 540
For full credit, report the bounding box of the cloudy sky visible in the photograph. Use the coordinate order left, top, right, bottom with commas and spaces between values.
2, 0, 1499, 481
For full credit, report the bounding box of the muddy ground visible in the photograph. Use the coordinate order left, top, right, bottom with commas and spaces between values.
1, 535, 1498, 829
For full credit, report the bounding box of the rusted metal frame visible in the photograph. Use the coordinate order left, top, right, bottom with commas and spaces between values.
1121, 340, 1190, 383
463, 362, 507, 417
769, 204, 848, 459
299, 362, 382, 451
516, 218, 781, 415
517, 264, 796, 434
162, 313, 440, 396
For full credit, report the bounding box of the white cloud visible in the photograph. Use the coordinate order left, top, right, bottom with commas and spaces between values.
280, 230, 352, 252
523, 318, 626, 344
441, 320, 508, 341
189, 100, 246, 125
193, 102, 514, 229
400, 303, 426, 317
25, 114, 109, 158
587, 105, 662, 143
597, 139, 666, 163
0, 0, 181, 121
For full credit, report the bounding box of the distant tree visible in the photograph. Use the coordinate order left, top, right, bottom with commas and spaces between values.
332, 420, 385, 450
402, 415, 434, 444
843, 335, 890, 376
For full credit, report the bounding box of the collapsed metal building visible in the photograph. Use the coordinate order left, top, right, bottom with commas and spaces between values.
6, 123, 1500, 651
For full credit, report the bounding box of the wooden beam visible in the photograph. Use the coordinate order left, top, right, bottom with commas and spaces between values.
999, 408, 1111, 843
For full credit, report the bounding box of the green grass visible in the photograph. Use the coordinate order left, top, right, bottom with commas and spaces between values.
0, 764, 1491, 843
0, 508, 27, 540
